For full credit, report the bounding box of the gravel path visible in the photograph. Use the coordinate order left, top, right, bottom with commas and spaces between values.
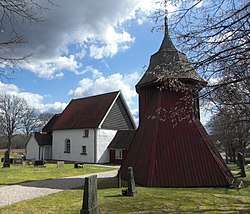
0, 169, 118, 207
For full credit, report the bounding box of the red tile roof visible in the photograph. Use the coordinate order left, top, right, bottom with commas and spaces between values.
53, 91, 119, 130
42, 114, 61, 132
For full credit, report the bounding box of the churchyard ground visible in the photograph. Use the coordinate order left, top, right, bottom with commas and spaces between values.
0, 157, 249, 214
0, 152, 117, 186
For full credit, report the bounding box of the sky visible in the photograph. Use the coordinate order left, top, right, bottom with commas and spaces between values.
0, 0, 210, 126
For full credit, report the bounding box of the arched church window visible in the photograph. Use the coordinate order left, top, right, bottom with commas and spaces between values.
64, 139, 71, 153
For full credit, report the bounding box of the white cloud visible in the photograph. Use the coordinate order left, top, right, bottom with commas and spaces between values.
23, 55, 80, 79
0, 82, 20, 94
0, 0, 145, 78
135, 0, 178, 24
42, 102, 67, 113
0, 81, 66, 113
89, 28, 135, 59
1, 0, 176, 79
131, 108, 139, 126
89, 45, 116, 60
68, 68, 140, 107
74, 65, 102, 78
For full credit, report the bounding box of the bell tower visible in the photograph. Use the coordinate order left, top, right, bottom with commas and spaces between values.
120, 17, 234, 187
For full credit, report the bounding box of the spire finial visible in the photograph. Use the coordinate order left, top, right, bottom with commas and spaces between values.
164, 16, 169, 35
159, 15, 176, 50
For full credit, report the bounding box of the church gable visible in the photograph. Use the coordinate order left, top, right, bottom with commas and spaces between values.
101, 95, 135, 130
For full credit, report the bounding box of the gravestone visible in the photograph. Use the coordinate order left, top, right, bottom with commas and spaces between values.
74, 162, 84, 168
13, 158, 23, 166
122, 167, 137, 196
117, 169, 122, 188
57, 161, 64, 168
80, 175, 99, 214
127, 167, 137, 196
237, 152, 246, 177
9, 158, 14, 164
3, 151, 10, 168
34, 160, 45, 167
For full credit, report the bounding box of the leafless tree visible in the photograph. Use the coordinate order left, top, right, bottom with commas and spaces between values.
153, 0, 249, 81
153, 0, 249, 96
22, 108, 53, 138
0, 0, 53, 77
209, 107, 249, 163
22, 107, 39, 138
37, 111, 54, 130
151, 1, 249, 138
0, 93, 29, 153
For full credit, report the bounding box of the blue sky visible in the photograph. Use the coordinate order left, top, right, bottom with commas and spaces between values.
0, 0, 210, 125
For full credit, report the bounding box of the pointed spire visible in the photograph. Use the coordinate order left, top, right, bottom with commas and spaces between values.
164, 16, 169, 35
136, 15, 206, 90
159, 16, 176, 51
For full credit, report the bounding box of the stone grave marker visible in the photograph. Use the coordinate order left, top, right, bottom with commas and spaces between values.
57, 161, 64, 168
80, 175, 99, 214
117, 169, 122, 188
122, 167, 137, 196
3, 151, 10, 168
237, 152, 246, 177
127, 167, 137, 196
13, 158, 23, 166
34, 160, 45, 167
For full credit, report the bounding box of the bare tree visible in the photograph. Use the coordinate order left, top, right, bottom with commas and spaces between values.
14, 107, 54, 138
209, 107, 250, 163
22, 107, 42, 138
153, 0, 249, 84
38, 112, 54, 125
0, 0, 53, 76
151, 1, 249, 130
0, 93, 30, 153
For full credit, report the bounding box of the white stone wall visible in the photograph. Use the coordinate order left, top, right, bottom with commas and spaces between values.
52, 128, 116, 163
52, 129, 95, 163
26, 134, 39, 160
96, 129, 117, 163
41, 145, 52, 160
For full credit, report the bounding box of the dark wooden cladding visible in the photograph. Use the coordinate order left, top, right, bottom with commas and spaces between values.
109, 150, 128, 164
120, 18, 233, 187
120, 89, 234, 187
102, 97, 135, 130
138, 86, 158, 124
108, 130, 136, 150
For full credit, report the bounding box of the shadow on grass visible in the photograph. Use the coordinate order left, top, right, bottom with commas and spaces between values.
0, 175, 119, 190
104, 194, 124, 198
18, 177, 85, 190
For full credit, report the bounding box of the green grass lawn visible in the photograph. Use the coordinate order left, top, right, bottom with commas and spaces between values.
0, 164, 249, 214
0, 159, 117, 186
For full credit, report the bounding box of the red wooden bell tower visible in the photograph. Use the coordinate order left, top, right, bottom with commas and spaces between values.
120, 17, 234, 187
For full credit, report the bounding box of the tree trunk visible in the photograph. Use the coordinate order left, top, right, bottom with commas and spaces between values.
7, 136, 12, 154
232, 147, 236, 163
225, 149, 229, 164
